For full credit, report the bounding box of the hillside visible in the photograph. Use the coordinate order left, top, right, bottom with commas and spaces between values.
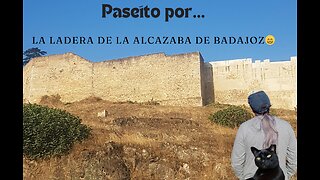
23, 96, 297, 180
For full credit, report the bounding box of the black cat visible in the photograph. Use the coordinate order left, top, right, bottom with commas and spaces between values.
246, 144, 285, 180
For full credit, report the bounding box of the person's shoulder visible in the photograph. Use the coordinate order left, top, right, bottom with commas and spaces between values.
273, 116, 293, 127
239, 116, 258, 127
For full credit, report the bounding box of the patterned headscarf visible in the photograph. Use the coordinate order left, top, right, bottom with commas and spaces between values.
261, 114, 278, 148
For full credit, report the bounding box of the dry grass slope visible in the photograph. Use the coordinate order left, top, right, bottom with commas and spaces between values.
23, 96, 297, 180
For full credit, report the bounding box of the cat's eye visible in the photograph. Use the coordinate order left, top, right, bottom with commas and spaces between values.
256, 157, 261, 161
267, 154, 272, 158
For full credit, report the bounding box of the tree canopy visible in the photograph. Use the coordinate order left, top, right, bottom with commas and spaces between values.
23, 47, 47, 66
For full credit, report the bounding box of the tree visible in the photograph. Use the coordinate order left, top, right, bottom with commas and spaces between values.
23, 47, 47, 66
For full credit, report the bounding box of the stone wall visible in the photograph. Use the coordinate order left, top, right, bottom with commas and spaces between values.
23, 52, 297, 109
92, 52, 204, 106
23, 52, 205, 106
23, 53, 93, 103
200, 61, 214, 105
209, 57, 297, 109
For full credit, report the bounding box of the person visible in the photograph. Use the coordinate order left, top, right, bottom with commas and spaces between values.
231, 90, 297, 180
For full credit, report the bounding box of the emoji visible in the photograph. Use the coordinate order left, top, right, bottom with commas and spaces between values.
265, 35, 275, 45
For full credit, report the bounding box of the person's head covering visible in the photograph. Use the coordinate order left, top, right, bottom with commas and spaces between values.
248, 91, 278, 148
248, 91, 271, 115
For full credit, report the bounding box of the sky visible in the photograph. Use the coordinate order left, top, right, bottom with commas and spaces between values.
23, 0, 297, 62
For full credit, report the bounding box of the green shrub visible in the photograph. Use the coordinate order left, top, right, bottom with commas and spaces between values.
23, 103, 91, 159
209, 105, 253, 128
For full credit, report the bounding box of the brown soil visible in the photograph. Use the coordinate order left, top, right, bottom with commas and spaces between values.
23, 96, 297, 180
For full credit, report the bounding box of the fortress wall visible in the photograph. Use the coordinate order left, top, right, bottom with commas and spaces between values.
209, 57, 297, 109
23, 61, 32, 102
23, 53, 93, 103
23, 51, 297, 109
23, 52, 204, 106
200, 61, 214, 105
92, 52, 203, 106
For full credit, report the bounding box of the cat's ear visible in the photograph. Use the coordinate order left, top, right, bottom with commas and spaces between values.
269, 144, 276, 153
251, 146, 259, 156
